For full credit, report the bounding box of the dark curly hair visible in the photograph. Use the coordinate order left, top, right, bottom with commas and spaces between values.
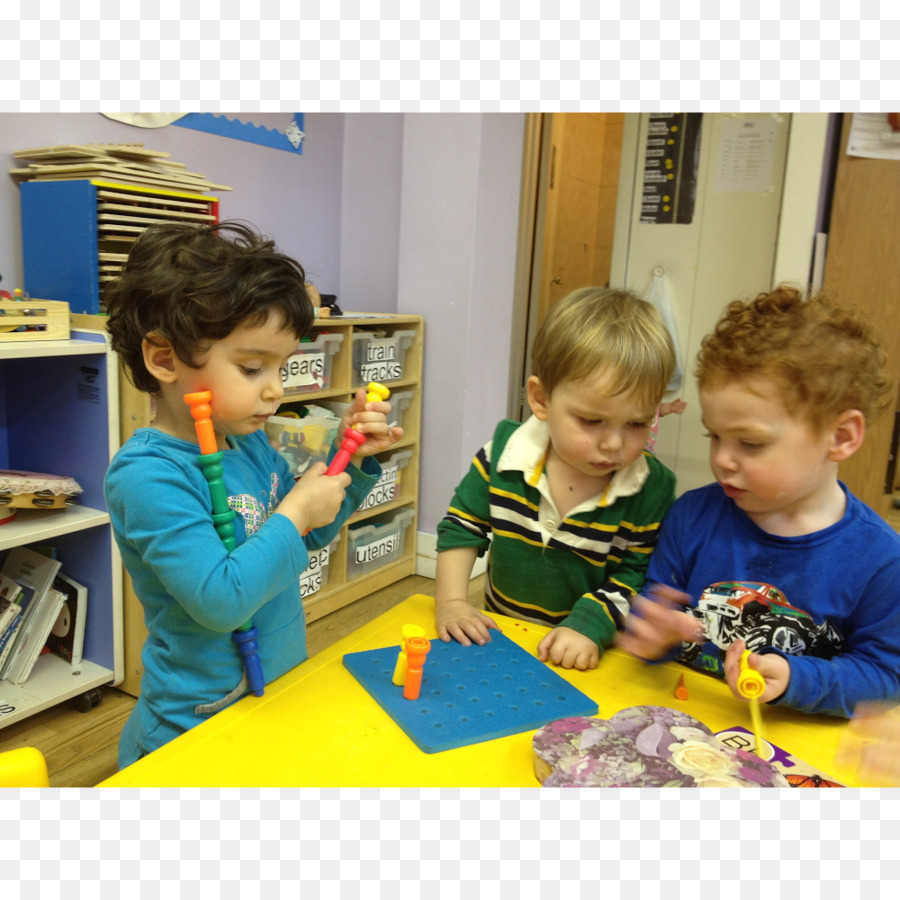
105, 220, 313, 393
696, 285, 893, 430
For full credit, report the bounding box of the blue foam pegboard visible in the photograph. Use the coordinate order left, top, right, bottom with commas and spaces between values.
342, 630, 599, 753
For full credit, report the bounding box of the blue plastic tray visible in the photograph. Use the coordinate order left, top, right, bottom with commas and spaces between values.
343, 630, 598, 753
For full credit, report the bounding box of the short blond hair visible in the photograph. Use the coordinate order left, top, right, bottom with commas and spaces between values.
531, 286, 676, 407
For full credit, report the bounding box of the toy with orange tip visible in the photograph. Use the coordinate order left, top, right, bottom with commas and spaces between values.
736, 648, 766, 756
392, 623, 427, 686
402, 635, 431, 700
183, 390, 264, 696
674, 673, 689, 700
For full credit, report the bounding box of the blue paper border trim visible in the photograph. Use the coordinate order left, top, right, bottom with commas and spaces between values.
172, 113, 304, 154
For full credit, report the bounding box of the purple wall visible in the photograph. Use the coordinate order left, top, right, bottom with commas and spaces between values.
0, 112, 345, 296
0, 112, 526, 543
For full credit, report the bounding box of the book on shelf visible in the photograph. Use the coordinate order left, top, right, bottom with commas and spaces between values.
4, 587, 66, 685
0, 573, 22, 604
1, 573, 23, 635
0, 589, 23, 652
0, 546, 62, 681
45, 572, 88, 666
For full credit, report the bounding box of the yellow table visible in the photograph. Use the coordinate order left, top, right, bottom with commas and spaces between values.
99, 593, 858, 787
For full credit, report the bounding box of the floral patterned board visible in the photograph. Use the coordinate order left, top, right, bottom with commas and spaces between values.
533, 707, 789, 787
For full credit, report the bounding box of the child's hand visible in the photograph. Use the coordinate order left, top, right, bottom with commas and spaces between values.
435, 599, 498, 646
616, 584, 703, 660
280, 461, 351, 534
339, 386, 404, 463
660, 398, 688, 417
723, 639, 791, 703
537, 626, 599, 670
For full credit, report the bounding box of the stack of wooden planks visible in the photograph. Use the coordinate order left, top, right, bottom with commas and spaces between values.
10, 143, 232, 193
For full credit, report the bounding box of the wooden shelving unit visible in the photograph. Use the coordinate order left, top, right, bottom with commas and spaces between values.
0, 328, 124, 729
110, 313, 423, 698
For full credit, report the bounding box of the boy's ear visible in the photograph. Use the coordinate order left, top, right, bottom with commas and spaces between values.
142, 333, 179, 384
527, 376, 550, 421
827, 409, 865, 462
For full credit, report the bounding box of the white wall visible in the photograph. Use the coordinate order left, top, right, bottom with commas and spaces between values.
339, 113, 404, 312
395, 114, 525, 564
612, 112, 829, 495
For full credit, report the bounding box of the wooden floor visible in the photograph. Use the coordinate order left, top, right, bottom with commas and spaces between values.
0, 572, 483, 788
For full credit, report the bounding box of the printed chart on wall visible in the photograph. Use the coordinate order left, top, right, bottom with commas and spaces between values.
640, 113, 703, 225
714, 116, 779, 193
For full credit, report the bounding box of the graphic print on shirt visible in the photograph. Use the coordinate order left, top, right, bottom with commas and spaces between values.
228, 473, 282, 537
678, 581, 843, 676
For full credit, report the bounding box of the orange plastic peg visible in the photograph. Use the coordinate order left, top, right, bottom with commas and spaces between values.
402, 635, 431, 700
183, 391, 219, 455
674, 673, 689, 701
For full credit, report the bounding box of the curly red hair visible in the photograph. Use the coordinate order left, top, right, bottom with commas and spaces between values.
696, 285, 893, 430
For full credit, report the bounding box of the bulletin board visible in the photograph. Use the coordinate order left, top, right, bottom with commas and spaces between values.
172, 113, 305, 154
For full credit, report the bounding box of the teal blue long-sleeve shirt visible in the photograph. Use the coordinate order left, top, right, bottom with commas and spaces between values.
105, 427, 380, 768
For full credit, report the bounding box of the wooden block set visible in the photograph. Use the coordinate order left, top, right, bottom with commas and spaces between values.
0, 298, 70, 342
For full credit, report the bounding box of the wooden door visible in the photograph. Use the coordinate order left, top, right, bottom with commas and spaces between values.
823, 115, 900, 516
512, 113, 625, 419
536, 113, 625, 326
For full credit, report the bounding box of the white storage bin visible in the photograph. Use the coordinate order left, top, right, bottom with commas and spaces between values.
301, 535, 341, 597
351, 329, 416, 385
357, 449, 413, 511
347, 507, 416, 579
387, 389, 414, 431
281, 332, 343, 393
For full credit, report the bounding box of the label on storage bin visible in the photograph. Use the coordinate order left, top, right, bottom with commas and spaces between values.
301, 570, 323, 595
358, 465, 399, 510
355, 533, 399, 564
360, 341, 402, 382
282, 353, 326, 390
301, 545, 332, 596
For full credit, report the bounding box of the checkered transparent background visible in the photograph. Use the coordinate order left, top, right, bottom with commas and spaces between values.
0, 1, 897, 110
2, 788, 899, 897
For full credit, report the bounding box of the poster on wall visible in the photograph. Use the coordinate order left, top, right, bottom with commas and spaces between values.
640, 113, 703, 225
715, 116, 778, 192
102, 113, 305, 154
173, 113, 305, 154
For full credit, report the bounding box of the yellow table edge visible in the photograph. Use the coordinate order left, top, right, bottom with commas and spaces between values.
99, 593, 863, 788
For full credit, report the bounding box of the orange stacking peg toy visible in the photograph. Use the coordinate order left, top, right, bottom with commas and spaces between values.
402, 635, 431, 700
737, 648, 766, 756
184, 391, 265, 696
392, 624, 427, 686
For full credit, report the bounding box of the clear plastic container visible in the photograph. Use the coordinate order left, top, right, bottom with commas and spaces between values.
265, 409, 341, 477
